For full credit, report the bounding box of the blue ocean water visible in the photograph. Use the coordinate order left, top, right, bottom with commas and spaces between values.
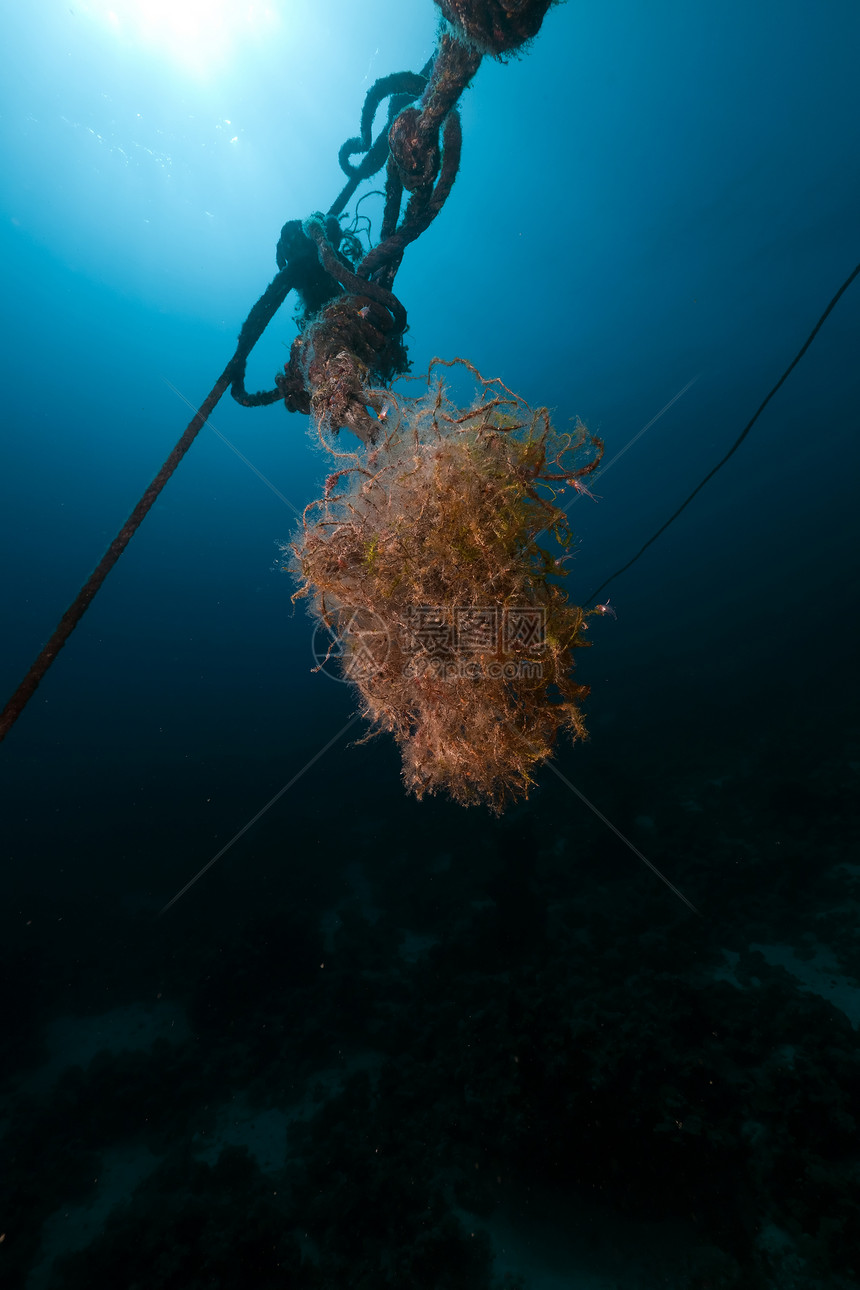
1, 2, 859, 1286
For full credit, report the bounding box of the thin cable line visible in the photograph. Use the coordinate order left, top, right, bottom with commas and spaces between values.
532, 376, 701, 555
586, 261, 860, 604
559, 375, 701, 523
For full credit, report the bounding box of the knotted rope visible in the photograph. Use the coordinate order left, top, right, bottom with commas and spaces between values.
1, 0, 553, 743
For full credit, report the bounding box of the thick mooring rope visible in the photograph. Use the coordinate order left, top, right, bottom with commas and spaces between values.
3, 0, 853, 743
0, 369, 233, 743
2, 0, 547, 744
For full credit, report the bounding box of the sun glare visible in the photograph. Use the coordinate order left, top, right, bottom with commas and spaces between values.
79, 0, 280, 77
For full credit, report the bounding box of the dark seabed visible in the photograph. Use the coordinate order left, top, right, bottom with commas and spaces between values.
1, 2, 859, 1287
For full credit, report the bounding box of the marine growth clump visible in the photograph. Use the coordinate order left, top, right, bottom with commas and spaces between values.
288, 360, 603, 813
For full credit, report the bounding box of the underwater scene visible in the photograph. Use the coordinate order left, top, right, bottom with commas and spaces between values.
1, 1, 859, 1286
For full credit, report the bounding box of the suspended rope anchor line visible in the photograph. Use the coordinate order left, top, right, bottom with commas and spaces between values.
0, 0, 506, 745
0, 369, 230, 743
585, 260, 860, 606
5, 0, 845, 746
0, 261, 300, 744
